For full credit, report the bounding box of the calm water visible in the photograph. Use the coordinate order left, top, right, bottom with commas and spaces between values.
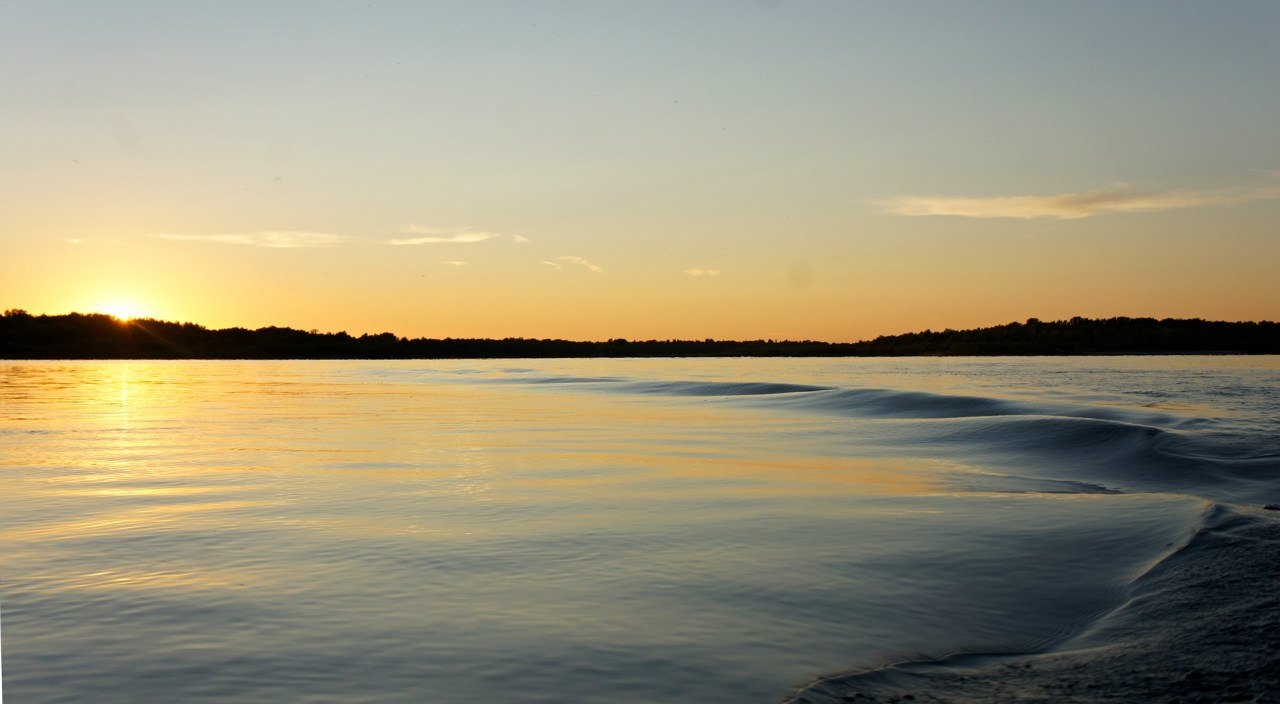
3, 357, 1278, 703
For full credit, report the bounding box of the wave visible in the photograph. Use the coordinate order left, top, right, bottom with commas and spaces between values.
619, 380, 832, 396
496, 373, 1204, 426
769, 386, 1211, 429
867, 414, 1280, 503
500, 376, 831, 396
782, 503, 1280, 704
498, 372, 1279, 503
526, 375, 629, 385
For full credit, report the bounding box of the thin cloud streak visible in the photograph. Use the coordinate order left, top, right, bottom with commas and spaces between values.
544, 256, 604, 273
153, 231, 352, 248
885, 179, 1280, 220
389, 226, 530, 246
683, 268, 721, 277
388, 227, 498, 245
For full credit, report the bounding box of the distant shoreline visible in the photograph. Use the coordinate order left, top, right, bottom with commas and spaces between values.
2, 311, 1278, 359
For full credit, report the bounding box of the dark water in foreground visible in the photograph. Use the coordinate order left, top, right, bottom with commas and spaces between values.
2, 357, 1277, 703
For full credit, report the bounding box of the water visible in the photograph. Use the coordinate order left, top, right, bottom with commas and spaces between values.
2, 357, 1277, 703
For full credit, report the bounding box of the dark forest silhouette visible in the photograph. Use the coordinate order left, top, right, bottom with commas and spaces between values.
2, 310, 1277, 358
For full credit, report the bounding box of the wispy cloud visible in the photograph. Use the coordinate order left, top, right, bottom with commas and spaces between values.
884, 178, 1280, 220
388, 226, 499, 245
543, 256, 604, 273
683, 268, 721, 277
441, 260, 467, 266
389, 225, 531, 246
66, 238, 85, 245
153, 231, 352, 248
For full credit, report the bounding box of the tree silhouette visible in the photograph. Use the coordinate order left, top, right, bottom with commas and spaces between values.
1, 310, 1277, 359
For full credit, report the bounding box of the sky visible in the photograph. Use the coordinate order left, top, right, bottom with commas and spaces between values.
3, 1, 1278, 342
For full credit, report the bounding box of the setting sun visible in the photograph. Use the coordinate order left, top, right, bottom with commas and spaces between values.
95, 300, 148, 322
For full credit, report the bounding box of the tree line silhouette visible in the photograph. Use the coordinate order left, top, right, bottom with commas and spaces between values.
2, 310, 1277, 359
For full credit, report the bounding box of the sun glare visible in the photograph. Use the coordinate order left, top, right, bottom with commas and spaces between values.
96, 300, 148, 321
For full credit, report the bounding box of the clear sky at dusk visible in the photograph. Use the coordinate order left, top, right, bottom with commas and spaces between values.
3, 1, 1278, 341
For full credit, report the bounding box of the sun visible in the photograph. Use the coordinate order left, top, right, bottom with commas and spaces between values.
95, 299, 148, 321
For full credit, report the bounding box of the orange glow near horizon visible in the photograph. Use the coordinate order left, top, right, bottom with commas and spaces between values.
92, 299, 149, 322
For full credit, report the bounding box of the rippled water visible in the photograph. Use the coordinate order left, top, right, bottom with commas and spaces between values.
2, 357, 1277, 703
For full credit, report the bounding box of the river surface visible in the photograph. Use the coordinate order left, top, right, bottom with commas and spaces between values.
2, 357, 1277, 703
